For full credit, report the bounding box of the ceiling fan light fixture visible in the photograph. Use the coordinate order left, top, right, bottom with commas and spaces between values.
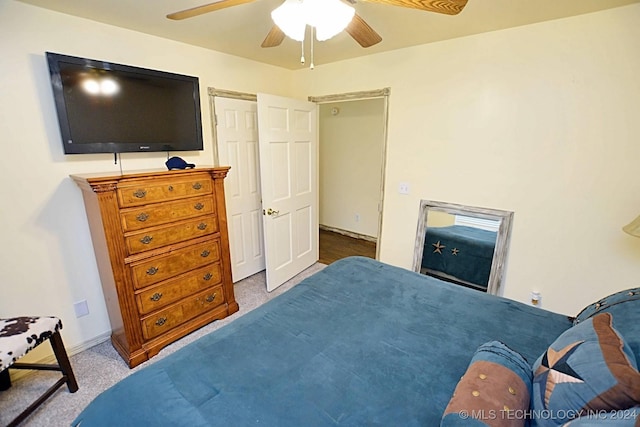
271, 0, 306, 42
307, 0, 355, 41
271, 0, 355, 42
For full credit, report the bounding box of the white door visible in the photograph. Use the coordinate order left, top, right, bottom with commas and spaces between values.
214, 97, 265, 282
257, 93, 318, 291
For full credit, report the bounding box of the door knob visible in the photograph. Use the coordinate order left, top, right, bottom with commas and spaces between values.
266, 208, 280, 216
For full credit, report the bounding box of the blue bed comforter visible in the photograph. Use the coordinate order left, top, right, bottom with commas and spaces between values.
422, 225, 498, 288
73, 257, 572, 427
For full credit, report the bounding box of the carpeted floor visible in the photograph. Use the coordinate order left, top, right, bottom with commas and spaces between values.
0, 263, 325, 427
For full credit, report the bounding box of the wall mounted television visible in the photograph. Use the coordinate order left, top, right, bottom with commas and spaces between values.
46, 52, 204, 154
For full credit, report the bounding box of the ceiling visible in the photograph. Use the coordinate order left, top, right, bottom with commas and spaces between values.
16, 0, 640, 70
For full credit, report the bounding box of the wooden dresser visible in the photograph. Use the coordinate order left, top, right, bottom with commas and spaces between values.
71, 167, 238, 368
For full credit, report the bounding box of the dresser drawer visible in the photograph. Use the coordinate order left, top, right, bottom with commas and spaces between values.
117, 174, 213, 208
120, 196, 216, 232
130, 239, 221, 289
125, 216, 218, 255
136, 263, 222, 315
141, 284, 226, 340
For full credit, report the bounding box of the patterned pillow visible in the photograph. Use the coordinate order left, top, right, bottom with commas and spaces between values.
531, 313, 640, 427
574, 288, 640, 325
441, 341, 532, 427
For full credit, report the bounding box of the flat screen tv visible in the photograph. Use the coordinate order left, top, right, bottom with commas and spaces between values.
46, 52, 204, 154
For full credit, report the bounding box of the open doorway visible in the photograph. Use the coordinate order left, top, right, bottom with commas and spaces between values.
316, 97, 387, 265
311, 89, 389, 266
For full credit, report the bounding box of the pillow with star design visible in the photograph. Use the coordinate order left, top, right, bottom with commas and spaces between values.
530, 312, 640, 427
573, 287, 640, 326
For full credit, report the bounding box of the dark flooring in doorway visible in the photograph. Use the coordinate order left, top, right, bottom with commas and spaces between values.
319, 229, 377, 265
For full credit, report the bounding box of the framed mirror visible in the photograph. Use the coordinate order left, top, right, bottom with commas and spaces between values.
412, 200, 514, 295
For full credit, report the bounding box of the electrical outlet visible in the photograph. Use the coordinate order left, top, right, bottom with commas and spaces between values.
355, 213, 360, 222
530, 292, 541, 307
74, 300, 89, 318
399, 182, 410, 195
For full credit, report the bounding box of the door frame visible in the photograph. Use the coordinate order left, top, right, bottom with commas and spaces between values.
308, 88, 390, 260
208, 87, 390, 262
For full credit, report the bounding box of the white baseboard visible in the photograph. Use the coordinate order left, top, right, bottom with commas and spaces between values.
67, 330, 112, 356
320, 224, 378, 243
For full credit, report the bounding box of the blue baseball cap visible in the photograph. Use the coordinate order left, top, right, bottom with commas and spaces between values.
165, 156, 195, 170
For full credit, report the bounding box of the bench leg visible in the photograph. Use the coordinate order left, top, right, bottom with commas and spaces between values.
0, 368, 11, 391
3, 332, 79, 426
49, 331, 78, 393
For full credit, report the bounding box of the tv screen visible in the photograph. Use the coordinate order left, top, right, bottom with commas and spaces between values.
46, 52, 204, 154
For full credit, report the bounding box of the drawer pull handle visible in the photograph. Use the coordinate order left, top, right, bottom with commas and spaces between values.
192, 182, 203, 190
194, 203, 204, 210
150, 292, 163, 302
155, 317, 167, 327
206, 293, 217, 303
140, 235, 153, 244
146, 266, 159, 276
168, 185, 174, 191
133, 189, 147, 198
136, 213, 149, 222
197, 223, 207, 230
201, 250, 210, 258
203, 272, 213, 281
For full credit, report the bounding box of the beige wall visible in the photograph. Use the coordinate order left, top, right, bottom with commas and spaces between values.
0, 1, 292, 358
292, 4, 640, 315
319, 99, 385, 238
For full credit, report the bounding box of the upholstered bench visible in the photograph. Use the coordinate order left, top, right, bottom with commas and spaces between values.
0, 316, 78, 426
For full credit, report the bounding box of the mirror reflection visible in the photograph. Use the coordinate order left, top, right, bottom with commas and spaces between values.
413, 200, 514, 295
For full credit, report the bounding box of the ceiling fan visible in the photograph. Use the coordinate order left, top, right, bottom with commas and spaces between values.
166, 0, 468, 49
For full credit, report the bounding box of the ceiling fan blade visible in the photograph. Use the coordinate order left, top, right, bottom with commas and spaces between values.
261, 26, 286, 48
361, 0, 468, 15
346, 14, 382, 48
167, 0, 257, 20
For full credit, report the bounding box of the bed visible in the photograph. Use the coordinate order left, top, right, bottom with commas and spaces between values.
422, 225, 498, 290
73, 257, 640, 427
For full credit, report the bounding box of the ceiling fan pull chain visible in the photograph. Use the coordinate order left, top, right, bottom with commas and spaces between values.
300, 37, 305, 65
310, 26, 315, 70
